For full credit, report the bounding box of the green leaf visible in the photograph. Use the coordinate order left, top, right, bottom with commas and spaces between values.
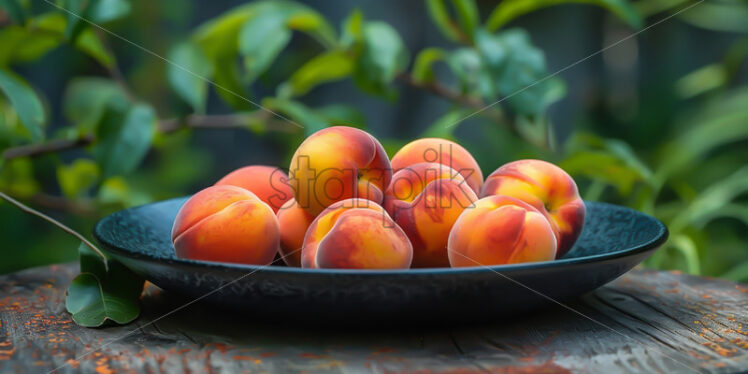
486, 0, 642, 31
474, 28, 564, 115
97, 176, 152, 208
675, 64, 727, 99
315, 104, 366, 128
560, 150, 644, 195
421, 108, 474, 139
656, 87, 748, 180
87, 0, 131, 24
238, 9, 292, 79
63, 77, 128, 132
0, 0, 28, 24
340, 9, 363, 48
721, 261, 748, 283
57, 159, 100, 199
670, 166, 748, 232
446, 48, 489, 97
263, 98, 328, 136
65, 243, 143, 328
30, 12, 114, 68
412, 47, 446, 84
62, 0, 88, 41
451, 0, 479, 40
668, 234, 701, 275
677, 1, 748, 33
353, 21, 409, 99
0, 68, 45, 142
426, 0, 462, 42
93, 103, 156, 177
0, 158, 40, 198
279, 50, 354, 98
167, 41, 213, 113
0, 25, 60, 66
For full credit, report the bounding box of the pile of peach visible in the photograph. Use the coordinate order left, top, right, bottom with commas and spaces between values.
172, 126, 585, 269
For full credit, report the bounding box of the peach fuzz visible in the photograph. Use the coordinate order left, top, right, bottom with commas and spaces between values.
276, 198, 316, 267
448, 196, 557, 267
390, 138, 483, 194
214, 165, 293, 213
382, 163, 477, 267
171, 185, 280, 265
480, 159, 585, 259
288, 126, 392, 216
301, 199, 413, 269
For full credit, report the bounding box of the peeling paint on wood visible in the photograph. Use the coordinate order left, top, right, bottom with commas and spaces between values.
0, 264, 746, 373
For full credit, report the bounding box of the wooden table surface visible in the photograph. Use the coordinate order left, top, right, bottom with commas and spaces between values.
0, 264, 746, 374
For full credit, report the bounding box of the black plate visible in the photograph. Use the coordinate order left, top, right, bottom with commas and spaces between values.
94, 198, 667, 322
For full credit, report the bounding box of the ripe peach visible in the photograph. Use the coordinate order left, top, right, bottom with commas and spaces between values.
301, 198, 413, 269
390, 138, 483, 194
171, 185, 280, 265
382, 163, 477, 267
214, 165, 293, 213
276, 198, 316, 267
448, 196, 557, 267
288, 126, 392, 216
480, 159, 585, 258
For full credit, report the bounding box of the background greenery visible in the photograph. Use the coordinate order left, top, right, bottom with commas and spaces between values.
1, 0, 746, 280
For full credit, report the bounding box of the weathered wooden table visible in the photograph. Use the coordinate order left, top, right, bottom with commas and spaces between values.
1, 264, 746, 373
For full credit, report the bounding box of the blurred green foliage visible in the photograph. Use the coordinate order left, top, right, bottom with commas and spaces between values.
0, 0, 746, 280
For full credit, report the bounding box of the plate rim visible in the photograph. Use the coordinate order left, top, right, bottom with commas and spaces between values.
93, 198, 669, 276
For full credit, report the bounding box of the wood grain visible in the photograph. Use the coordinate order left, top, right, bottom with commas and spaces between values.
1, 264, 746, 373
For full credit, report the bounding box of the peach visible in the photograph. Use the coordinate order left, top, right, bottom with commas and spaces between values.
171, 185, 280, 265
382, 163, 477, 267
214, 165, 293, 213
480, 159, 585, 258
390, 138, 483, 194
288, 126, 392, 216
276, 198, 316, 267
301, 198, 413, 269
448, 196, 557, 267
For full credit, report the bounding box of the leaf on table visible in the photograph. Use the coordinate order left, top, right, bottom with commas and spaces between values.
66, 243, 144, 327
92, 103, 156, 178
0, 68, 45, 142
353, 21, 409, 99
167, 41, 213, 113
279, 50, 354, 98
485, 0, 642, 31
63, 77, 128, 132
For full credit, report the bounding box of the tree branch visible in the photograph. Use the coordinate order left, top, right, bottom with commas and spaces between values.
2, 113, 300, 161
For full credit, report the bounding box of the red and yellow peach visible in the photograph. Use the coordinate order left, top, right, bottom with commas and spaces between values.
171, 185, 280, 265
448, 195, 557, 267
276, 198, 316, 267
383, 163, 477, 267
214, 165, 293, 213
480, 159, 585, 258
288, 126, 392, 216
301, 198, 413, 269
390, 138, 484, 194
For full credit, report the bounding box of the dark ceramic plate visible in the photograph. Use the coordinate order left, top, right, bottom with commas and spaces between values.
94, 198, 667, 322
